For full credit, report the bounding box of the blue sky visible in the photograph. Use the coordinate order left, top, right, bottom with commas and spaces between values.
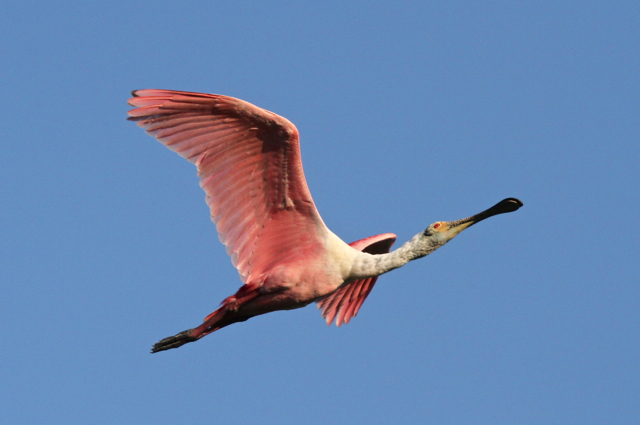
2, 1, 638, 424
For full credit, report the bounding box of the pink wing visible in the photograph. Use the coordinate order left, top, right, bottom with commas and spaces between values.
128, 89, 328, 284
316, 233, 396, 327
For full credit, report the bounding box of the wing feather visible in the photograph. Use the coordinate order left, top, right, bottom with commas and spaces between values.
316, 233, 396, 326
128, 89, 328, 283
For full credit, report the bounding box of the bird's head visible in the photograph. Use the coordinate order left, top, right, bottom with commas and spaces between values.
420, 198, 523, 251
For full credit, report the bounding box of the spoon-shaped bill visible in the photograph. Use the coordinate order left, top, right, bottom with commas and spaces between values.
446, 198, 523, 236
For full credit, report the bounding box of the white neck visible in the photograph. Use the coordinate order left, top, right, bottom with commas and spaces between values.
348, 232, 443, 280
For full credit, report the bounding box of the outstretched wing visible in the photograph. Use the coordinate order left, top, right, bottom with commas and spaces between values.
316, 233, 396, 326
128, 89, 328, 284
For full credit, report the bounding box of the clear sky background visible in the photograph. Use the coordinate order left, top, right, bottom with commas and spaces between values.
2, 2, 638, 424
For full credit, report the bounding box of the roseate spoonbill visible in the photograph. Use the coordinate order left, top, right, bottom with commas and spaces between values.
128, 89, 523, 353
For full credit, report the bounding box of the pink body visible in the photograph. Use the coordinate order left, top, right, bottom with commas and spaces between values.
128, 90, 396, 349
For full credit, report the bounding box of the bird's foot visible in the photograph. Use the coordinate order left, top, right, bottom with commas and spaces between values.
151, 329, 197, 353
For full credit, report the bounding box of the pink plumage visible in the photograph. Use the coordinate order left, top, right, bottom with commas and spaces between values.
128, 90, 396, 351
129, 90, 324, 285
128, 89, 523, 353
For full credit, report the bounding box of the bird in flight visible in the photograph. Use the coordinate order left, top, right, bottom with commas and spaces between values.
128, 89, 523, 353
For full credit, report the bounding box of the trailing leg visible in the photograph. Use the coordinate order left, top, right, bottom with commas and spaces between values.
151, 283, 261, 353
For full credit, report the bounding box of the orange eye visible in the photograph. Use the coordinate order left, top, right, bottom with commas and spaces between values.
434, 223, 441, 229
